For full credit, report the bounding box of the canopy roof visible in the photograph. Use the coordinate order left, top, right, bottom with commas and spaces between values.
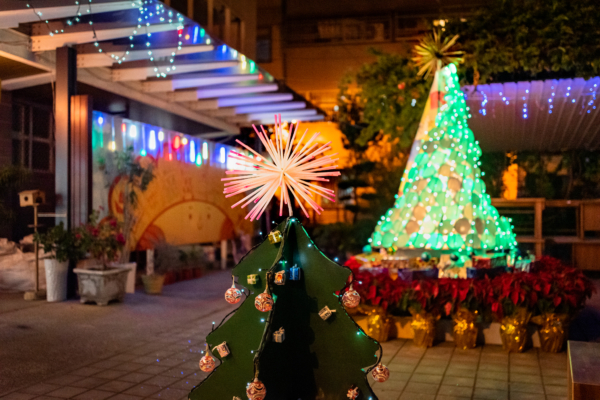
464, 76, 600, 152
0, 0, 323, 135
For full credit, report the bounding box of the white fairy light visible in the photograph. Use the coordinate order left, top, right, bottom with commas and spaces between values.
222, 114, 340, 221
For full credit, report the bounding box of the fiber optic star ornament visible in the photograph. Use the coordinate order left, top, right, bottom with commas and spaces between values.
223, 115, 341, 221
369, 62, 517, 255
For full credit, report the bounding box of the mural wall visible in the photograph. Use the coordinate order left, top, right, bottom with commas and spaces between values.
91, 111, 254, 250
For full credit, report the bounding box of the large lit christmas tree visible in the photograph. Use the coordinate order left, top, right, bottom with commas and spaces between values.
370, 61, 517, 256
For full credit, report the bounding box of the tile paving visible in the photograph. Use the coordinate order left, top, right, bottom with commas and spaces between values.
1, 271, 569, 400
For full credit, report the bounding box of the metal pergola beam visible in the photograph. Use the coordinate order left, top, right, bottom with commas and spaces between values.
145, 72, 259, 93
31, 22, 179, 51
111, 60, 239, 81
77, 44, 214, 67
0, 1, 140, 29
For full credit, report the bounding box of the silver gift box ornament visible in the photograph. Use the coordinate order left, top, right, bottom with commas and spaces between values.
319, 306, 337, 320
213, 342, 230, 357
289, 265, 301, 281
273, 327, 285, 343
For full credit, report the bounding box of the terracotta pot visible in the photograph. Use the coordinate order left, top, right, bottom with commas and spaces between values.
74, 267, 128, 306
142, 274, 165, 295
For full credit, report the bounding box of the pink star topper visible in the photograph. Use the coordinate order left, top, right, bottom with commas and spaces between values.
222, 114, 340, 221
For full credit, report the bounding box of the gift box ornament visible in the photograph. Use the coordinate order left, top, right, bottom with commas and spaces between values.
273, 327, 285, 343
347, 385, 360, 400
274, 270, 286, 285
289, 265, 301, 281
319, 305, 337, 320
213, 342, 230, 358
247, 274, 259, 285
268, 230, 282, 244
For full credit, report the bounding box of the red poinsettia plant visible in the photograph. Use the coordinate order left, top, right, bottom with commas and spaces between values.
486, 272, 538, 320
532, 262, 595, 315
406, 279, 446, 316
438, 278, 490, 317
76, 209, 126, 270
346, 258, 409, 312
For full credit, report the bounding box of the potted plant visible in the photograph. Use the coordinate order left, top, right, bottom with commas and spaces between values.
406, 279, 444, 347
439, 277, 488, 349
488, 272, 537, 352
531, 263, 594, 352
33, 222, 82, 302
73, 210, 129, 305
99, 146, 154, 292
142, 242, 186, 294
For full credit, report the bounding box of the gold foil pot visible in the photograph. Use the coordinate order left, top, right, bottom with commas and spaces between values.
453, 308, 478, 350
532, 313, 569, 353
410, 311, 438, 348
366, 307, 392, 343
500, 308, 531, 353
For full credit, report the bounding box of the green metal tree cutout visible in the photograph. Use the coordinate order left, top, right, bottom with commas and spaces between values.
190, 218, 381, 400
370, 64, 517, 255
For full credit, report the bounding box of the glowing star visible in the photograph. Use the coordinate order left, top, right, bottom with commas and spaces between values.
222, 114, 340, 221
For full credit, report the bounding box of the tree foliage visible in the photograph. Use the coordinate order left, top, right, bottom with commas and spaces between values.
445, 0, 600, 84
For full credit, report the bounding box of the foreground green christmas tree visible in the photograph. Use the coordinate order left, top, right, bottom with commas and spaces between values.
190, 219, 381, 399
370, 62, 517, 255
191, 117, 387, 399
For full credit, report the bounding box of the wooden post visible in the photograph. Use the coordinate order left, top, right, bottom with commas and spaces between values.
239, 20, 245, 53
534, 199, 544, 257
55, 46, 77, 229
69, 95, 92, 227
224, 7, 231, 44
220, 240, 227, 270
207, 0, 213, 33
187, 0, 194, 19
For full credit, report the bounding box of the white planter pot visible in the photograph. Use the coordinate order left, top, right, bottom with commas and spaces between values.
44, 259, 69, 302
112, 262, 137, 293
73, 267, 129, 306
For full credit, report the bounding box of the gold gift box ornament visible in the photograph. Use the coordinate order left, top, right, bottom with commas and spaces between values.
410, 310, 439, 348
500, 308, 531, 353
453, 308, 478, 350
247, 274, 259, 285
268, 230, 282, 244
532, 313, 569, 353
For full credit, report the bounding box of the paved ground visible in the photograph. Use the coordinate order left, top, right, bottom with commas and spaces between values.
0, 270, 572, 400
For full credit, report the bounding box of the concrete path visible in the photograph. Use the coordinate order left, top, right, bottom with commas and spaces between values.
0, 270, 570, 400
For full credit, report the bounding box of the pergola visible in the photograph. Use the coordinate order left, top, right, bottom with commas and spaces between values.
0, 0, 324, 229
0, 0, 323, 135
464, 76, 600, 152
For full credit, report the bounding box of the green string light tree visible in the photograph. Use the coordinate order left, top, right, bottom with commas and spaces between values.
190, 117, 388, 400
369, 37, 517, 256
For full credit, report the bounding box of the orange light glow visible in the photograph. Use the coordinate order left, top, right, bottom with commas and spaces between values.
121, 123, 126, 133
173, 136, 181, 149
185, 34, 190, 40
181, 137, 188, 145
168, 153, 173, 161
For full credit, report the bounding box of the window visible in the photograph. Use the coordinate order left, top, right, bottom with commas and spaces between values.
256, 27, 272, 63
12, 103, 54, 173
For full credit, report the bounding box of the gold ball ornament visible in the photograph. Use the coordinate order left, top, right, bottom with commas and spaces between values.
372, 363, 390, 382
246, 378, 266, 400
254, 291, 273, 312
198, 353, 216, 372
225, 284, 242, 305
342, 286, 360, 308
